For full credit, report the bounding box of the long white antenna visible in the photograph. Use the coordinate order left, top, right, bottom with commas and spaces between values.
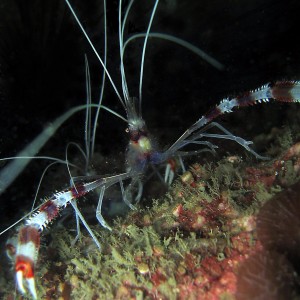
64, 0, 125, 109
124, 32, 224, 70
138, 0, 160, 116
119, 0, 135, 102
91, 0, 108, 158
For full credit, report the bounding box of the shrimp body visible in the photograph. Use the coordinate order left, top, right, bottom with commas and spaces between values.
125, 98, 163, 173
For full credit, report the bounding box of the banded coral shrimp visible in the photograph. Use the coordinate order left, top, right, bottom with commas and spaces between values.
0, 0, 300, 298
2, 1, 227, 297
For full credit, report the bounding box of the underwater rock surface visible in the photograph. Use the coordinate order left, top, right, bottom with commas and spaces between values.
3, 138, 296, 299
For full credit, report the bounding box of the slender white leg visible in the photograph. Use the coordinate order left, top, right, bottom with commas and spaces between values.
96, 186, 112, 231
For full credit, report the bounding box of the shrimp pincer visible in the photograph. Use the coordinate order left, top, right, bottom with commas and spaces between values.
5, 172, 132, 299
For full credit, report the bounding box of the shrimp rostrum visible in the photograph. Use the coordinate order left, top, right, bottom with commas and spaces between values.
1, 0, 300, 298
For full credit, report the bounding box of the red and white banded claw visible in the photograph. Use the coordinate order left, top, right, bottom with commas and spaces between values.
14, 226, 39, 299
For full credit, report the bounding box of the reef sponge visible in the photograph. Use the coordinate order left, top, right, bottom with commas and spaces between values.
237, 178, 300, 300
236, 250, 298, 300
257, 181, 300, 268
